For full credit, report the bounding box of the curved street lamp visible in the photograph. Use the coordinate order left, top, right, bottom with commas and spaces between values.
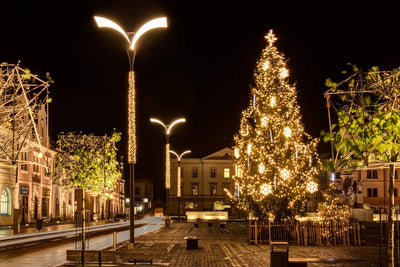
94, 16, 167, 244
150, 118, 186, 212
169, 149, 191, 222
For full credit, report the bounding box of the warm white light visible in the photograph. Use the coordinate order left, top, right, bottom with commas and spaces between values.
270, 96, 276, 107
258, 163, 265, 174
128, 71, 136, 163
169, 150, 191, 161
234, 148, 240, 159
283, 126, 292, 138
262, 60, 270, 71
169, 149, 191, 197
279, 67, 289, 79
150, 118, 186, 135
130, 17, 168, 50
177, 166, 181, 197
261, 116, 268, 127
165, 143, 170, 189
260, 183, 272, 196
247, 143, 252, 155
94, 16, 167, 51
265, 29, 277, 47
94, 16, 130, 44
307, 181, 318, 193
280, 169, 290, 180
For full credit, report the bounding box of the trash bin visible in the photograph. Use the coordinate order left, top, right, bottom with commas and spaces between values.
270, 242, 288, 267
36, 219, 43, 232
185, 236, 199, 250
164, 216, 171, 227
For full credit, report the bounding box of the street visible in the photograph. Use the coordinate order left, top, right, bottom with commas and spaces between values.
0, 216, 164, 267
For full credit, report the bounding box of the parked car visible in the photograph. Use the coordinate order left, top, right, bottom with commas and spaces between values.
113, 213, 127, 222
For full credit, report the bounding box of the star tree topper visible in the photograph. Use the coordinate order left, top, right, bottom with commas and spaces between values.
265, 29, 277, 47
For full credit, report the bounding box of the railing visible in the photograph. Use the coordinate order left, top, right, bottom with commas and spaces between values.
248, 220, 361, 246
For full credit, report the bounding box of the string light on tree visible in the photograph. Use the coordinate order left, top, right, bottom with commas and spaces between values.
228, 29, 320, 222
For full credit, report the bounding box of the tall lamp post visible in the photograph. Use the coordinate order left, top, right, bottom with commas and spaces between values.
150, 118, 186, 213
169, 149, 191, 222
94, 16, 167, 244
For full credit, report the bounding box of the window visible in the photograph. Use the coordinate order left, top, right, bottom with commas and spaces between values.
1, 188, 12, 215
33, 156, 40, 173
192, 167, 198, 178
210, 184, 217, 195
191, 184, 198, 195
224, 168, 230, 178
367, 170, 378, 179
135, 187, 141, 195
395, 188, 398, 198
396, 170, 399, 179
367, 188, 378, 197
180, 167, 184, 178
21, 152, 28, 171
210, 167, 216, 178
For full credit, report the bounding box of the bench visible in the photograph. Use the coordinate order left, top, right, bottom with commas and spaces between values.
288, 257, 364, 266
66, 250, 116, 266
118, 248, 170, 264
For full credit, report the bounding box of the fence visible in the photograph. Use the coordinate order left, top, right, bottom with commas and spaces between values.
248, 220, 361, 246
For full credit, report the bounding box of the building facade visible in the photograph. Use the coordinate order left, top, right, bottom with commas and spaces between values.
335, 163, 400, 209
0, 106, 124, 228
169, 148, 235, 215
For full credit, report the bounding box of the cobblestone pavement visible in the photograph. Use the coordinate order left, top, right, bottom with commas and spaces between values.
133, 221, 382, 267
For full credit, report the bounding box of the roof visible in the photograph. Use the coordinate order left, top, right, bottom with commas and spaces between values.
202, 147, 233, 160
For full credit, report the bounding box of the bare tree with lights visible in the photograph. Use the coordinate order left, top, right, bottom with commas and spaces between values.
227, 30, 320, 222
0, 63, 51, 168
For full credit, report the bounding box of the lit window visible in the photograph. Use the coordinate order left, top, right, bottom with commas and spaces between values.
1, 189, 11, 216
224, 168, 230, 178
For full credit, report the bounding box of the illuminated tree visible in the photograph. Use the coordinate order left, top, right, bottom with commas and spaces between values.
318, 183, 350, 223
227, 30, 320, 222
55, 131, 122, 197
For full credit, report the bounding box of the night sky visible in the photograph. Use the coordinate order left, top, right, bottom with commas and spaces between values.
2, 0, 400, 199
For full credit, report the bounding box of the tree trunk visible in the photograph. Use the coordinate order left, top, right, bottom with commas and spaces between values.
387, 163, 395, 267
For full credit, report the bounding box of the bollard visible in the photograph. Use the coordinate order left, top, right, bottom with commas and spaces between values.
113, 232, 117, 251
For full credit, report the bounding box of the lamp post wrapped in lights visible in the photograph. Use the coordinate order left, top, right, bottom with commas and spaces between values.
94, 16, 167, 244
169, 150, 191, 222
150, 118, 186, 213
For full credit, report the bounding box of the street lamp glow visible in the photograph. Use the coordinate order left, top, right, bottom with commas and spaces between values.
150, 117, 186, 190
94, 16, 167, 51
93, 16, 130, 43
150, 118, 186, 135
94, 15, 167, 244
131, 17, 167, 50
169, 149, 191, 222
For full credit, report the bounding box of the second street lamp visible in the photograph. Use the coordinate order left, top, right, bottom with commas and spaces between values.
169, 149, 191, 222
94, 15, 167, 244
150, 118, 186, 213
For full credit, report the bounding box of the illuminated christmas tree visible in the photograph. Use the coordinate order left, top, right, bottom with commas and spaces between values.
227, 30, 320, 222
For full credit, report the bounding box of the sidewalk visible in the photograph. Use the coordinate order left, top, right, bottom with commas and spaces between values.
0, 219, 114, 238
129, 221, 381, 267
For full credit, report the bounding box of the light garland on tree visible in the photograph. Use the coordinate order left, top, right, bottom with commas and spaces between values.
228, 29, 320, 222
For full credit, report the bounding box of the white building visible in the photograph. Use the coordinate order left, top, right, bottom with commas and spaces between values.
169, 148, 235, 215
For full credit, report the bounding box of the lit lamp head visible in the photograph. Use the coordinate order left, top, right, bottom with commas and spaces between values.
94, 16, 168, 51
